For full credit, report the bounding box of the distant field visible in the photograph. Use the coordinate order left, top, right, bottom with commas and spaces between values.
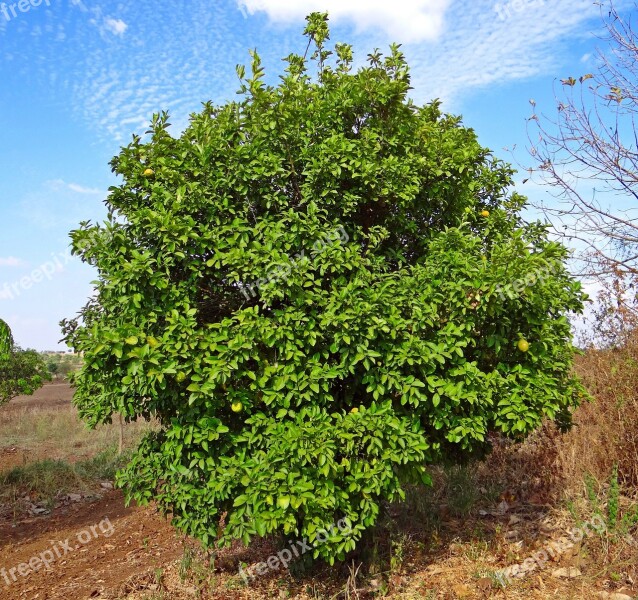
0, 383, 151, 472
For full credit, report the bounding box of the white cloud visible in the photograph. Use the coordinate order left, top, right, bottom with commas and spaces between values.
0, 257, 27, 268
237, 0, 451, 43
104, 17, 128, 36
67, 183, 103, 195
46, 180, 104, 195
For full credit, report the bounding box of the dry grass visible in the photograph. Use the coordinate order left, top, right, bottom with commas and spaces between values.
0, 384, 154, 468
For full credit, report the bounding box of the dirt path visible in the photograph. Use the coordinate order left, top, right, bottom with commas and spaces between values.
0, 491, 185, 600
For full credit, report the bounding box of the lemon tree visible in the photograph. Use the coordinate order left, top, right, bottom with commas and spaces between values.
63, 14, 587, 564
0, 320, 50, 406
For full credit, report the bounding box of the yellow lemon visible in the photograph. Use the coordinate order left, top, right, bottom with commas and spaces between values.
143, 168, 154, 177
517, 339, 530, 353
231, 401, 243, 413
350, 407, 359, 414
480, 210, 490, 217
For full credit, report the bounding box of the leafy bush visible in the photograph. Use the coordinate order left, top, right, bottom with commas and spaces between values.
0, 346, 50, 406
63, 14, 586, 563
0, 319, 12, 359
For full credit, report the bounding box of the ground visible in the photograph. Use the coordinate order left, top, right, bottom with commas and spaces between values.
0, 385, 636, 600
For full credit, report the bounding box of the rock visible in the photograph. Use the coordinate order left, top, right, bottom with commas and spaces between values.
552, 567, 581, 579
100, 482, 114, 490
508, 515, 522, 525
496, 500, 509, 514
598, 593, 634, 600
67, 493, 82, 502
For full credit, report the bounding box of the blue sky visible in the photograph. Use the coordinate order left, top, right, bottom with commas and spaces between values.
0, 0, 618, 350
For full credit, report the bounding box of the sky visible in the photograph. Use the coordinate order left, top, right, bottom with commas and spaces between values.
0, 0, 625, 350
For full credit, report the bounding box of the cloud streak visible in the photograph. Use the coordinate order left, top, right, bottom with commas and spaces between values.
0, 257, 27, 268
238, 0, 452, 43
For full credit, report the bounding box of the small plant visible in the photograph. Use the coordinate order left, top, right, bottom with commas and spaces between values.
178, 546, 195, 582
483, 569, 507, 590
445, 465, 479, 517
390, 534, 408, 573
177, 546, 211, 588
153, 568, 164, 590
575, 466, 638, 545
606, 464, 620, 532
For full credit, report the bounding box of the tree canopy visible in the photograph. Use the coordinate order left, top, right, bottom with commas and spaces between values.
63, 13, 587, 563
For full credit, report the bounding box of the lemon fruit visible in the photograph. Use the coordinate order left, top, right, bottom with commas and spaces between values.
517, 339, 530, 352
231, 401, 243, 413
480, 210, 490, 217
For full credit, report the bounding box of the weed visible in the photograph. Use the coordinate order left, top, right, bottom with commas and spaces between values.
0, 446, 132, 514
607, 464, 620, 531
445, 465, 479, 517
390, 534, 407, 573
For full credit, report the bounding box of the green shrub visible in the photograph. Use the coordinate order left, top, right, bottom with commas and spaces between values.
62, 14, 586, 564
0, 347, 51, 405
